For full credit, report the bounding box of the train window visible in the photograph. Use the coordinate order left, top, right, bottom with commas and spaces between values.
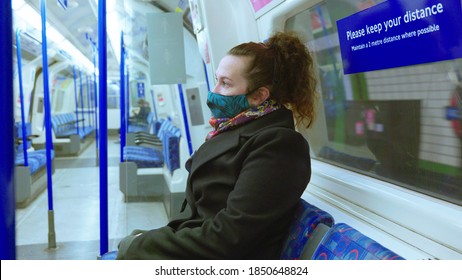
285, 0, 462, 206
54, 89, 65, 112
108, 81, 120, 109
77, 87, 89, 109
129, 81, 140, 108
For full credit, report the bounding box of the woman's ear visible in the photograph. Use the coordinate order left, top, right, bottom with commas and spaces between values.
248, 86, 270, 106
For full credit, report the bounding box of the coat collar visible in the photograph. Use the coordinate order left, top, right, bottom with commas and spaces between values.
187, 107, 294, 175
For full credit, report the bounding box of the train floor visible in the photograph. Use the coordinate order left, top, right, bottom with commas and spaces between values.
15, 136, 169, 260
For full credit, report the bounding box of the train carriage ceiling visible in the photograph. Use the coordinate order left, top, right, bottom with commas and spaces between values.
17, 0, 193, 78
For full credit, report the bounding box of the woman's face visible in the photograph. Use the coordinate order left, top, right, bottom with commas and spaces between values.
212, 55, 250, 97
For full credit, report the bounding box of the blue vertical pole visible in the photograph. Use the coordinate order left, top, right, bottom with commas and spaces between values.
93, 47, 99, 150
73, 66, 80, 136
79, 70, 86, 137
120, 32, 125, 162
126, 67, 130, 117
98, 0, 109, 256
177, 84, 193, 155
40, 0, 57, 249
85, 35, 96, 130
0, 0, 16, 260
91, 77, 95, 129
15, 30, 29, 167
86, 75, 92, 127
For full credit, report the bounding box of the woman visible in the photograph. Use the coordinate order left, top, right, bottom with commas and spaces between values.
117, 31, 317, 259
130, 99, 151, 124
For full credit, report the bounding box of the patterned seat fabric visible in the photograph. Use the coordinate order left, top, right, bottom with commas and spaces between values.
100, 250, 118, 260
123, 146, 163, 168
280, 199, 335, 259
123, 120, 181, 172
51, 113, 95, 138
128, 112, 154, 133
312, 223, 405, 260
15, 122, 55, 174
15, 149, 55, 175
163, 128, 181, 174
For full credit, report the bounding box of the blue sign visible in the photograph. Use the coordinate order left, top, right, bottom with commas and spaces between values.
137, 82, 145, 98
337, 0, 462, 74
446, 106, 461, 120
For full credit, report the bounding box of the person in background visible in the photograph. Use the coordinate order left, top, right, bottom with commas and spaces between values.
130, 99, 151, 124
117, 31, 318, 259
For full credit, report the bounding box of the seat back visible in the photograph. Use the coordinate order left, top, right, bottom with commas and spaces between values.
312, 223, 405, 260
280, 199, 334, 259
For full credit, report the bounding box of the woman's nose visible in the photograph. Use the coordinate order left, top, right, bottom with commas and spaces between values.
212, 83, 219, 93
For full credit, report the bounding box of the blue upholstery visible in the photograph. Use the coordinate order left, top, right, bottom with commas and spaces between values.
280, 199, 335, 259
101, 250, 118, 260
124, 119, 181, 173
15, 154, 40, 174
162, 127, 181, 174
128, 112, 154, 133
312, 223, 405, 260
51, 113, 95, 139
153, 119, 165, 135
14, 122, 55, 175
15, 149, 55, 174
15, 122, 32, 151
123, 146, 164, 168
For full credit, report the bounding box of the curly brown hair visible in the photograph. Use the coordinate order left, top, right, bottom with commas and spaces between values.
228, 31, 317, 127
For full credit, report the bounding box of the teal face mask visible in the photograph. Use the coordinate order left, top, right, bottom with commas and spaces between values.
207, 91, 250, 119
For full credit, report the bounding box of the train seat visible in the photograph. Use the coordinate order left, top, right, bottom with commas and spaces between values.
15, 149, 55, 175
49, 113, 95, 155
14, 122, 55, 175
120, 119, 182, 202
123, 146, 164, 168
162, 129, 181, 174
128, 118, 171, 146
14, 122, 55, 208
153, 119, 165, 135
128, 112, 154, 133
100, 250, 118, 260
311, 223, 405, 260
122, 119, 181, 171
51, 112, 95, 139
280, 199, 335, 259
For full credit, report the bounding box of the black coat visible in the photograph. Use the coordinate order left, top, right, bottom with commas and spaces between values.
123, 107, 311, 259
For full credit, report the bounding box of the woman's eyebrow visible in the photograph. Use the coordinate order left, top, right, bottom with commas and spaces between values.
215, 74, 233, 81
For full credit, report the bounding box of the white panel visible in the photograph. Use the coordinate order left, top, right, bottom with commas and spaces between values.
198, 0, 259, 70
146, 13, 186, 85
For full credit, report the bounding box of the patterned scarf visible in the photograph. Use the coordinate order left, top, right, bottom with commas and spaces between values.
206, 99, 282, 140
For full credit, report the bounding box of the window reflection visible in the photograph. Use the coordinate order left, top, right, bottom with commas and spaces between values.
286, 0, 462, 205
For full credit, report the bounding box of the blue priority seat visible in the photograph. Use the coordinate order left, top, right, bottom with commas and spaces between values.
280, 199, 335, 259
312, 223, 405, 260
